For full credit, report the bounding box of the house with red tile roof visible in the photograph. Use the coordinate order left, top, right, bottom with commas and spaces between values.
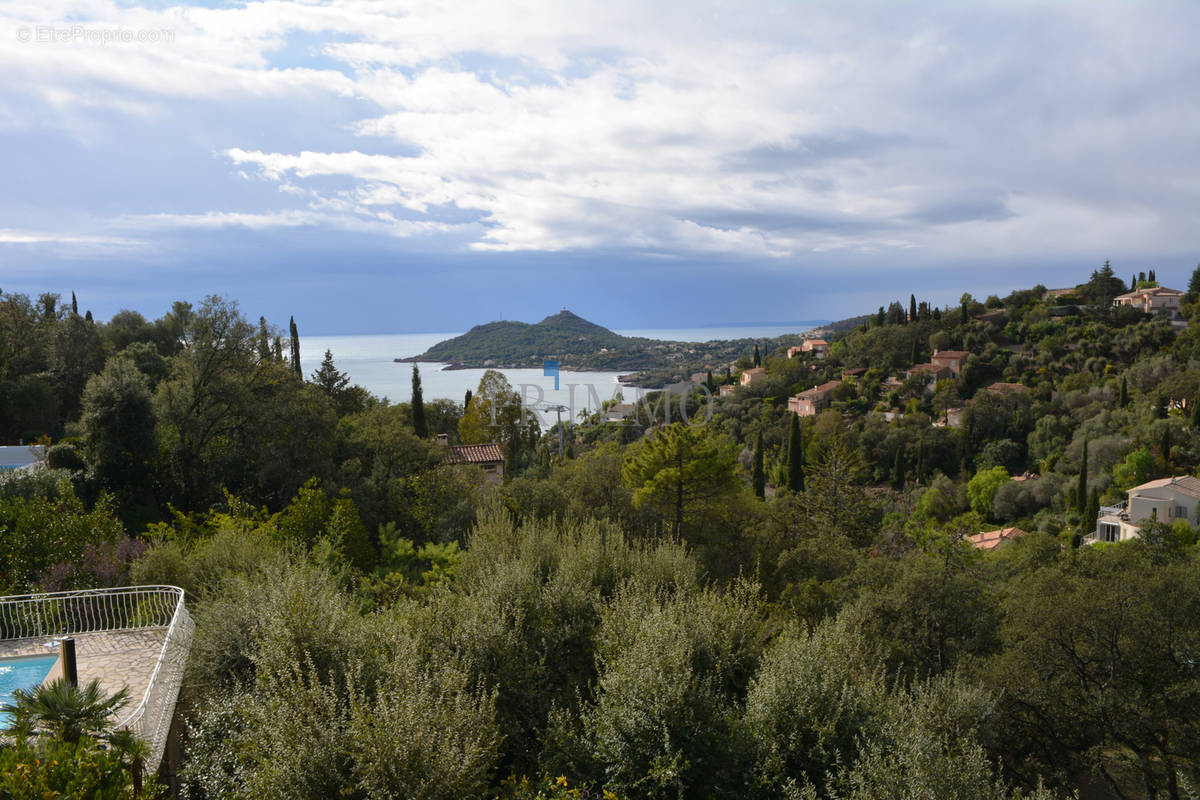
439, 435, 505, 483
967, 527, 1028, 551
1113, 286, 1184, 319
930, 349, 970, 379
788, 380, 841, 416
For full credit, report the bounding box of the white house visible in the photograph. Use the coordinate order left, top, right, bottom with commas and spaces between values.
1090, 475, 1200, 543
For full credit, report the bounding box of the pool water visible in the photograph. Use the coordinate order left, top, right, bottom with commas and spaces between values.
0, 655, 59, 724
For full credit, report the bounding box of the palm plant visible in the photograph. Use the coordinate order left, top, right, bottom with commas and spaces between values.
1, 677, 129, 744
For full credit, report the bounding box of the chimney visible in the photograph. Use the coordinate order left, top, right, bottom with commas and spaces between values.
436, 433, 449, 446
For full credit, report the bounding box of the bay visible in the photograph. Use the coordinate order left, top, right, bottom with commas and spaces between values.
300, 324, 813, 417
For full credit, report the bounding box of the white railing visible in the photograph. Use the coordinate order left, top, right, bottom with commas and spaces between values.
0, 585, 193, 766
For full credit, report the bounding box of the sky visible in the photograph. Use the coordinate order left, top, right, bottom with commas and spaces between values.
1, 0, 1198, 334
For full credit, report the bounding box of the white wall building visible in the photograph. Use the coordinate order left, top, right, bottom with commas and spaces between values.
1090, 475, 1200, 543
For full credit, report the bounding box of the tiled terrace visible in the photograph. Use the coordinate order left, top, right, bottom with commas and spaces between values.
0, 628, 167, 713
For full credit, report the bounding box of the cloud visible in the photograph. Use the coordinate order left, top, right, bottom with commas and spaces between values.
3, 0, 1199, 267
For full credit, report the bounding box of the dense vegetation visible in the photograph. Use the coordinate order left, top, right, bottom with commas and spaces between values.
1, 263, 1199, 799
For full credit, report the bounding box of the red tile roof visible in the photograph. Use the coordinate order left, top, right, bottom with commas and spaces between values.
967, 527, 1028, 551
447, 443, 505, 464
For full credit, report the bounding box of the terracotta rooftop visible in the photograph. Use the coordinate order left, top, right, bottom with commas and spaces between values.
1128, 475, 1200, 500
797, 380, 841, 398
967, 527, 1028, 551
932, 350, 970, 359
447, 443, 505, 464
1115, 286, 1183, 299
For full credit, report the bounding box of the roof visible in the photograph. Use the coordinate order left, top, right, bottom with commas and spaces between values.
907, 363, 949, 375
1128, 475, 1200, 500
797, 380, 841, 398
1115, 286, 1183, 299
842, 367, 866, 377
743, 367, 766, 375
932, 350, 970, 359
967, 527, 1028, 551
446, 443, 505, 465
803, 339, 829, 347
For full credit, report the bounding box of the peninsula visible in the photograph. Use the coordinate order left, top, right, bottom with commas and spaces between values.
396, 310, 828, 378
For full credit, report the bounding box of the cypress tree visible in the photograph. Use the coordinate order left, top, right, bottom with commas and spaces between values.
876, 306, 885, 327
464, 389, 472, 410
288, 316, 301, 379
1192, 395, 1200, 428
1139, 270, 1146, 285
1161, 425, 1171, 468
70, 291, 78, 315
891, 447, 905, 491
786, 413, 803, 492
932, 307, 942, 321
706, 370, 715, 393
411, 364, 427, 438
915, 436, 926, 483
84, 310, 93, 323
1130, 274, 1137, 292
960, 299, 968, 325
909, 294, 917, 323
1186, 263, 1200, 303
753, 429, 765, 499
1149, 268, 1156, 283
1083, 488, 1100, 537
1156, 395, 1168, 419
910, 337, 919, 365
753, 344, 761, 367
1119, 376, 1128, 407
1077, 440, 1088, 512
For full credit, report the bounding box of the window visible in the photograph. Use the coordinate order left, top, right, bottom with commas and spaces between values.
1176, 506, 1188, 520
1100, 523, 1119, 543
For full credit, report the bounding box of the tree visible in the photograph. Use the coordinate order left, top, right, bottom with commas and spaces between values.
891, 447, 905, 491
2, 678, 129, 745
967, 465, 1009, 518
622, 422, 741, 539
1082, 487, 1099, 535
458, 370, 523, 447
1083, 261, 1126, 311
464, 389, 472, 410
1185, 263, 1200, 304
909, 294, 917, 323
1119, 376, 1128, 407
411, 364, 427, 438
80, 357, 156, 504
288, 316, 301, 379
1077, 439, 1088, 512
311, 349, 353, 414
753, 344, 761, 367
786, 413, 803, 493
753, 429, 765, 499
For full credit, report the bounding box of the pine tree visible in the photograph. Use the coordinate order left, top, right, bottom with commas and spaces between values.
753, 344, 761, 368
1119, 376, 1128, 407
312, 349, 350, 398
891, 447, 905, 491
288, 316, 301, 379
1077, 440, 1088, 512
909, 294, 917, 323
752, 429, 765, 499
786, 413, 803, 492
411, 364, 427, 438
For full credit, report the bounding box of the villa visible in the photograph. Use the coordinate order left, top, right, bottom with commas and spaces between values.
1113, 286, 1184, 319
1089, 475, 1200, 543
800, 339, 829, 359
930, 349, 970, 379
740, 367, 767, 387
788, 380, 841, 416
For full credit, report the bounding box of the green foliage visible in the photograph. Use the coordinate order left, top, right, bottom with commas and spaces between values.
967, 466, 1010, 518
411, 364, 428, 438
0, 737, 137, 799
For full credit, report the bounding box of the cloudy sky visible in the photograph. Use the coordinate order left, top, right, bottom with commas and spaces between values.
2, 0, 1198, 332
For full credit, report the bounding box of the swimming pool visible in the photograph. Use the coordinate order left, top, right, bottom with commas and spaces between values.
0, 655, 59, 724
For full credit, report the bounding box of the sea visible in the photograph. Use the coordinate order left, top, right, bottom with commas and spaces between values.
300, 324, 817, 419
